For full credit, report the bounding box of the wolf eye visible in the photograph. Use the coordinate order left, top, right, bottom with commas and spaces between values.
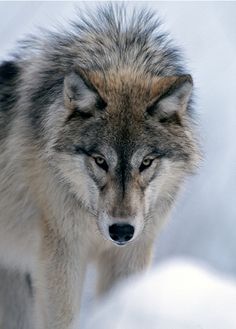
139, 158, 154, 172
94, 156, 108, 171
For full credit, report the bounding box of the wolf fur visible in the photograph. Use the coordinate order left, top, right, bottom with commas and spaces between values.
0, 4, 199, 329
0, 267, 33, 329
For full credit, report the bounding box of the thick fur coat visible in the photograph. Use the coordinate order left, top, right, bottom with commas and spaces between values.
0, 4, 199, 329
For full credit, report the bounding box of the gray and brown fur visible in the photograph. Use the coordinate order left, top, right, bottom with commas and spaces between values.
0, 4, 199, 329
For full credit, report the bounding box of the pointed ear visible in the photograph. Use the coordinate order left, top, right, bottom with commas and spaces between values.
63, 70, 106, 116
147, 75, 193, 122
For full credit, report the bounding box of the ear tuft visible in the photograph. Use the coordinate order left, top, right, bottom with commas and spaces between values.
147, 75, 193, 122
64, 71, 106, 115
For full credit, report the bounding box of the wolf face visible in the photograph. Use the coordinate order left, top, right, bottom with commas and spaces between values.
53, 68, 197, 245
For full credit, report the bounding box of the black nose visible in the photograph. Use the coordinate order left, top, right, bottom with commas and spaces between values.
109, 223, 134, 244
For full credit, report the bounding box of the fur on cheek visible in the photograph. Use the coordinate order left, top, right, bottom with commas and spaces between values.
53, 153, 100, 213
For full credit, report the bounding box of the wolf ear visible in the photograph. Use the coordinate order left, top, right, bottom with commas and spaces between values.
147, 75, 193, 122
63, 70, 106, 116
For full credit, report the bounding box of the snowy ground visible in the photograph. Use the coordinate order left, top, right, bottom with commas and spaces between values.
0, 1, 235, 328
83, 258, 236, 329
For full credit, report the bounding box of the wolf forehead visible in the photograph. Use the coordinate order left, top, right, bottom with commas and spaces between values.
65, 67, 191, 117
88, 69, 157, 96
83, 69, 164, 117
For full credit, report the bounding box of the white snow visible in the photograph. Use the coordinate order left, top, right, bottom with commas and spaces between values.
84, 259, 236, 329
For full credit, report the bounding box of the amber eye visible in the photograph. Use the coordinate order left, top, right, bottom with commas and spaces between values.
94, 156, 109, 172
139, 158, 154, 172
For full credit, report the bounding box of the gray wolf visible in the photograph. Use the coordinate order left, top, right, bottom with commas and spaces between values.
0, 4, 199, 329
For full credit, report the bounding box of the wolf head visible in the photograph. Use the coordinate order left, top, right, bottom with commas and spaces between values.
52, 67, 198, 245
19, 5, 199, 245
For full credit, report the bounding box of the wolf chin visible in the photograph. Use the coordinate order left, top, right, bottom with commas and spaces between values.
0, 4, 199, 329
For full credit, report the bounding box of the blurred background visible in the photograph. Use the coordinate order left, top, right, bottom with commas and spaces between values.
0, 1, 235, 327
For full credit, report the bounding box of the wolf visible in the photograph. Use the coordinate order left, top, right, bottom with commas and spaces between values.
0, 4, 199, 329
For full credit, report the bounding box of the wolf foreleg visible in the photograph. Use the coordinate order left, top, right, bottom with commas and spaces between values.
34, 220, 87, 329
